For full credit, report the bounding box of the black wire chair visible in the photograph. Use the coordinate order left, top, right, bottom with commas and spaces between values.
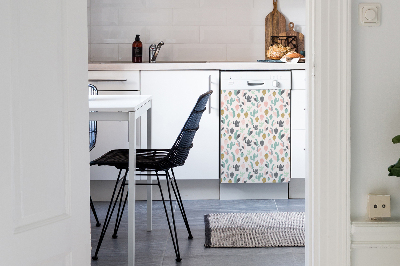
90, 90, 213, 262
89, 84, 101, 227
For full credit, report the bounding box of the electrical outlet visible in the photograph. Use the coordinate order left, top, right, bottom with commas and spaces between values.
368, 194, 391, 219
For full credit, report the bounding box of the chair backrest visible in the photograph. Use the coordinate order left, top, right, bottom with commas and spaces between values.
89, 84, 98, 151
163, 90, 213, 169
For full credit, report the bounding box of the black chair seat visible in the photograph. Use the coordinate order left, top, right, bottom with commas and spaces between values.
90, 149, 129, 169
90, 148, 179, 171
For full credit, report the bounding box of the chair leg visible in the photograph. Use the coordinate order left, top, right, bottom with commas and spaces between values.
92, 169, 128, 261
112, 178, 128, 239
168, 169, 193, 239
156, 171, 182, 262
90, 196, 101, 227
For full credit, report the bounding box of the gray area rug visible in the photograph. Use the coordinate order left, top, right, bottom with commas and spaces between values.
204, 212, 305, 248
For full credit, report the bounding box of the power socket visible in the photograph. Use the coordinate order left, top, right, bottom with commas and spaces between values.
368, 194, 391, 220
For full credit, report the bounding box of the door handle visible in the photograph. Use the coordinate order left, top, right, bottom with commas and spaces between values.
247, 81, 264, 86
208, 75, 212, 114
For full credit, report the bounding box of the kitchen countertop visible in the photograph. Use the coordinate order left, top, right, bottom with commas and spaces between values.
89, 62, 307, 71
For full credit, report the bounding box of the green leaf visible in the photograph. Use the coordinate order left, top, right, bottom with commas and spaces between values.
388, 158, 400, 177
392, 135, 400, 144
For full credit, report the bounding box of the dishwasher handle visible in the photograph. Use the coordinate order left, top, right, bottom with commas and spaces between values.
208, 75, 212, 114
247, 81, 265, 86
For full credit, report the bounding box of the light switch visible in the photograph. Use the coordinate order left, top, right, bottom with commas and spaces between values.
359, 3, 381, 26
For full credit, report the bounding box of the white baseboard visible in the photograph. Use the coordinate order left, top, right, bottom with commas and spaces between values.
90, 179, 305, 201
220, 183, 289, 200
351, 220, 400, 266
289, 178, 305, 198
90, 179, 220, 201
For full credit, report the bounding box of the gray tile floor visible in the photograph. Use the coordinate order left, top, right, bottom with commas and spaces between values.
91, 199, 305, 266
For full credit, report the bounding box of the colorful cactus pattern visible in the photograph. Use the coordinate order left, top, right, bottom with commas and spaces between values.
220, 89, 291, 183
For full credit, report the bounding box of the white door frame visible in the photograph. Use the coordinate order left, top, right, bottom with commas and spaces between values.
306, 0, 351, 265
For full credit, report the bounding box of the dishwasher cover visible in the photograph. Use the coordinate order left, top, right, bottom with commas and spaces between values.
220, 89, 290, 183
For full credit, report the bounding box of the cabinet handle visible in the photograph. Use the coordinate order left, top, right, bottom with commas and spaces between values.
247, 81, 264, 86
208, 75, 212, 114
88, 79, 127, 82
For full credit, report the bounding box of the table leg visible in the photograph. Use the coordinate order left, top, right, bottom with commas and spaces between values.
128, 112, 136, 266
147, 104, 153, 232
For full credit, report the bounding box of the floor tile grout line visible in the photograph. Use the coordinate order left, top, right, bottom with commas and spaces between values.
273, 199, 279, 211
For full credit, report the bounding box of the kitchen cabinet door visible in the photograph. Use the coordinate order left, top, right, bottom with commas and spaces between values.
141, 70, 219, 180
291, 90, 306, 130
291, 69, 306, 179
292, 70, 306, 90
291, 129, 306, 178
88, 71, 140, 91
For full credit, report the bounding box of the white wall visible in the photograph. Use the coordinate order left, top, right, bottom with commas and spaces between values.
87, 0, 305, 62
351, 1, 400, 264
351, 0, 400, 220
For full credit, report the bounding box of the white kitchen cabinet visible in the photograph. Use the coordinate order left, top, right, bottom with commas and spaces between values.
291, 90, 306, 130
290, 70, 306, 179
291, 129, 306, 178
292, 70, 306, 90
88, 71, 140, 91
141, 70, 219, 180
88, 71, 141, 180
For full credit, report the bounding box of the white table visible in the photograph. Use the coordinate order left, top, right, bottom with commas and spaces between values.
89, 95, 152, 266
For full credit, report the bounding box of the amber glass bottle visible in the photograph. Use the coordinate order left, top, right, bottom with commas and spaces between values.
132, 35, 142, 63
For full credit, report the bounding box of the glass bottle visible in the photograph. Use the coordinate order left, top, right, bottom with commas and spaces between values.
132, 35, 142, 63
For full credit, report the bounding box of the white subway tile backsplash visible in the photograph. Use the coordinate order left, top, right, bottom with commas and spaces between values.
173, 8, 226, 26
227, 43, 264, 61
118, 44, 132, 61
119, 8, 173, 26
227, 8, 267, 26
91, 0, 146, 8
173, 44, 226, 61
199, 0, 228, 8
91, 26, 146, 43
279, 1, 306, 25
253, 0, 271, 9
88, 44, 91, 62
91, 7, 118, 26
91, 44, 119, 61
200, 26, 265, 44
200, 26, 252, 44
200, 0, 252, 8
147, 26, 199, 44
145, 0, 199, 9
252, 26, 265, 44
87, 8, 91, 26
224, 0, 253, 8
88, 26, 91, 44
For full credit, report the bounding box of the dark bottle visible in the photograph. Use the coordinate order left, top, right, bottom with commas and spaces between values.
132, 35, 142, 63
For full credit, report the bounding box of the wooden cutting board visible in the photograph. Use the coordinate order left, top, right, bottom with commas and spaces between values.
265, 0, 286, 59
280, 22, 304, 52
